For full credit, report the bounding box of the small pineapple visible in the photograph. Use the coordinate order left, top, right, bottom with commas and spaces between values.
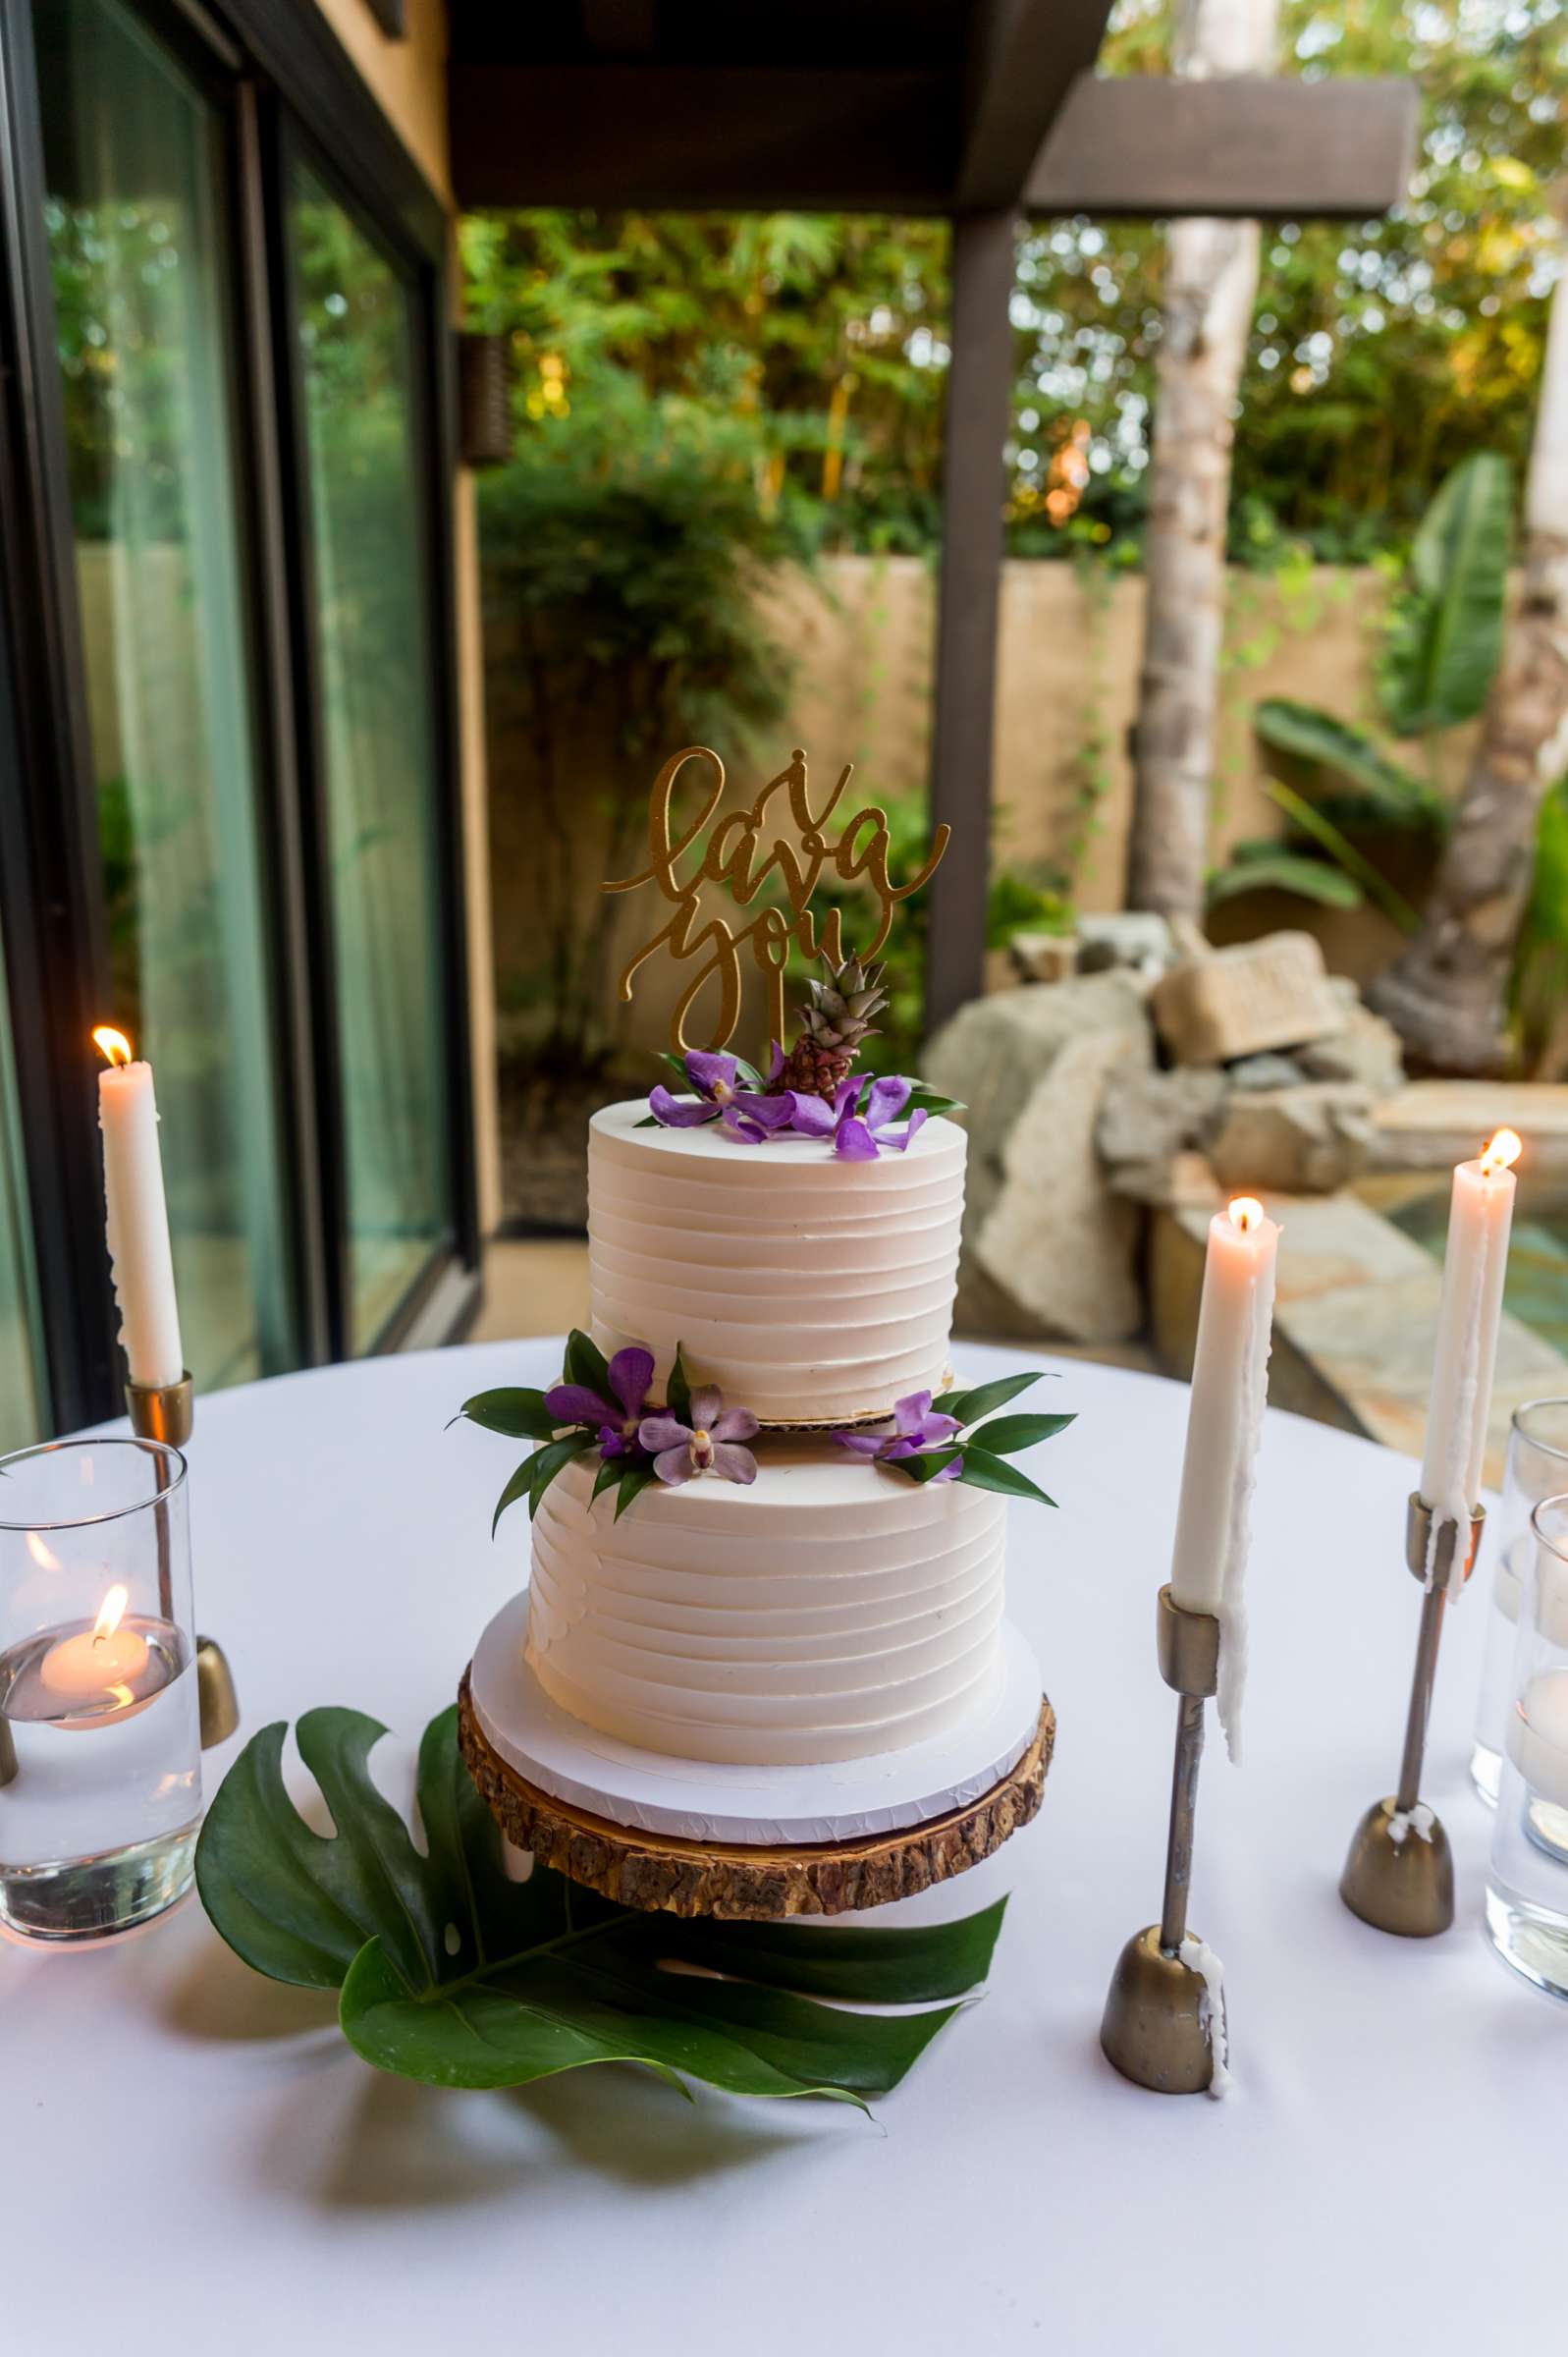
774, 952, 889, 1100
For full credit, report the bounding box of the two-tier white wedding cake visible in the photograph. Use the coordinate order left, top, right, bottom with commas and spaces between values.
460, 750, 1057, 1909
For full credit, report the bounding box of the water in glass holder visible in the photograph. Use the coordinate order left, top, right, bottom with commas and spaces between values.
1487, 1492, 1568, 2003
1472, 1399, 1568, 1805
0, 1438, 201, 1943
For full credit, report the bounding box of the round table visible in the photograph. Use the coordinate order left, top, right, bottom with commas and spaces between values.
3, 1341, 1555, 2355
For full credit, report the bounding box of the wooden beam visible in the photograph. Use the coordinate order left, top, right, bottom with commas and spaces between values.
1028, 75, 1419, 219
449, 65, 954, 213
924, 210, 1017, 1042
955, 0, 1114, 212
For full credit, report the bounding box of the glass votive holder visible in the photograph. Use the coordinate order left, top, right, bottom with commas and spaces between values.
1472, 1398, 1568, 1805
1486, 1493, 1568, 2003
0, 1437, 200, 1944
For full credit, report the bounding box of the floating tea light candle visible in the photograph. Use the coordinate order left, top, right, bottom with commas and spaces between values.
38, 1584, 150, 1712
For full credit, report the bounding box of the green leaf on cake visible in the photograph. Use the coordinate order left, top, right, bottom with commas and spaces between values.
197, 1706, 1001, 2107
902, 1082, 965, 1120
615, 1458, 661, 1520
969, 1412, 1075, 1456
592, 1457, 622, 1504
892, 1447, 965, 1484
459, 1387, 558, 1442
564, 1327, 613, 1398
941, 1371, 1053, 1426
491, 1458, 539, 1538
666, 1342, 693, 1426
954, 1446, 1057, 1507
492, 1433, 595, 1534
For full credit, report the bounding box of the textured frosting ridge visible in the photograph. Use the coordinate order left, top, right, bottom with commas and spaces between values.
525, 1445, 1007, 1766
587, 1099, 965, 1423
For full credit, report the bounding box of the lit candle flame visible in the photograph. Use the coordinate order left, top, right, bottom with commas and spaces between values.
1479, 1128, 1522, 1178
1227, 1196, 1265, 1235
92, 1583, 130, 1647
92, 1025, 133, 1069
25, 1530, 60, 1571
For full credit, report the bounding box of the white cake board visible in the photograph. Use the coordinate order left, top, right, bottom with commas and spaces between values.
468, 1588, 1044, 1847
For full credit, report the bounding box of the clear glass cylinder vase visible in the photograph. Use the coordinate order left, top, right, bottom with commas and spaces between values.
0, 1437, 200, 1943
1487, 1492, 1568, 2003
1473, 1399, 1568, 1805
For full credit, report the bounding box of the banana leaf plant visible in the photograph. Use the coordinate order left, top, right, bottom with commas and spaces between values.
1216, 454, 1514, 919
195, 1704, 1007, 2109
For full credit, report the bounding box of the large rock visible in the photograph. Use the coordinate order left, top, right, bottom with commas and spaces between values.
1150, 931, 1343, 1065
927, 975, 1152, 1343
1296, 992, 1406, 1097
1096, 1065, 1226, 1206
1207, 1082, 1376, 1195
1076, 912, 1176, 981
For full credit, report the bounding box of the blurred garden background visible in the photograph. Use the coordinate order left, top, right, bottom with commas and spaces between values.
469, 0, 1568, 1247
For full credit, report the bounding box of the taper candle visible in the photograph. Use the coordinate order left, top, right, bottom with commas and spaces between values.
94, 1026, 185, 1390
1418, 1129, 1520, 1557
1168, 1195, 1279, 1756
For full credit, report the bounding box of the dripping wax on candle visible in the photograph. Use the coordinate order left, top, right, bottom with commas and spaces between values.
1419, 1127, 1520, 1587
1168, 1193, 1279, 1761
94, 1025, 185, 1392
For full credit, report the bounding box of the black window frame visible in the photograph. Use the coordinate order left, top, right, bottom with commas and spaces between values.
0, 0, 479, 1428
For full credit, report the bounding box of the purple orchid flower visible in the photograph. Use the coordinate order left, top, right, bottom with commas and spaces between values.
649, 1050, 799, 1146
544, 1343, 656, 1461
639, 1385, 760, 1486
804, 1074, 928, 1161
833, 1389, 962, 1478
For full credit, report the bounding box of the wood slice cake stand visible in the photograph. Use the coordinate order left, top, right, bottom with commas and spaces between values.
459, 1672, 1054, 1921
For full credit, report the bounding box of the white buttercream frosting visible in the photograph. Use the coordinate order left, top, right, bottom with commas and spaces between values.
525, 1443, 1007, 1766
586, 1099, 966, 1423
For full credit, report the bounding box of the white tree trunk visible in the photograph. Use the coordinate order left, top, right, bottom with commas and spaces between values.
1125, 0, 1279, 919
1370, 198, 1568, 1073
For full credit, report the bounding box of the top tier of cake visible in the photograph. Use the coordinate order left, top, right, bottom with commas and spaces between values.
587, 1099, 966, 1423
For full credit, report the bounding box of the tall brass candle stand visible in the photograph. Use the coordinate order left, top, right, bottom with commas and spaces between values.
1101, 1584, 1225, 2095
124, 1372, 239, 1750
1339, 1495, 1484, 1938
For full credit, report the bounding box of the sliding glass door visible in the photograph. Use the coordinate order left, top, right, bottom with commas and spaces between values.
35, 0, 297, 1389
288, 162, 453, 1353
0, 0, 476, 1426
0, 918, 46, 1452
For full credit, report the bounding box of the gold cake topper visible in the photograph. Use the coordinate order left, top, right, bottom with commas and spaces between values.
603, 745, 950, 1052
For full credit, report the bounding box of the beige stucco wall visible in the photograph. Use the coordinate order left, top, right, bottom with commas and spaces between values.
489, 553, 1433, 1050
310, 0, 501, 1233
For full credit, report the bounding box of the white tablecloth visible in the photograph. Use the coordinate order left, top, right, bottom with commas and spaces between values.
3, 1342, 1555, 2354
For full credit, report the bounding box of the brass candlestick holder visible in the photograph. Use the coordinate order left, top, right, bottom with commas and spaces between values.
1101, 1584, 1225, 2095
1339, 1494, 1485, 1939
123, 1372, 238, 1751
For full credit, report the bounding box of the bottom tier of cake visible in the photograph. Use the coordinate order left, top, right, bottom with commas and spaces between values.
525, 1442, 1008, 1769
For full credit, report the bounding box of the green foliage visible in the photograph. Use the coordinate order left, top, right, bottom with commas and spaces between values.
460, 9, 1565, 572
1253, 701, 1444, 833
1225, 452, 1513, 924
887, 1372, 1071, 1507
1378, 453, 1513, 736
197, 1705, 1005, 2105
985, 871, 1074, 950
1510, 779, 1568, 1072
478, 385, 802, 1073
1207, 844, 1365, 912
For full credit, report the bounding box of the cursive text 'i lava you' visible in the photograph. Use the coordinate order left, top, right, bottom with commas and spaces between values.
603, 745, 950, 1052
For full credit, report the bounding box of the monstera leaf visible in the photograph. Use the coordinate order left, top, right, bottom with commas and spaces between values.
196, 1705, 1006, 2107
